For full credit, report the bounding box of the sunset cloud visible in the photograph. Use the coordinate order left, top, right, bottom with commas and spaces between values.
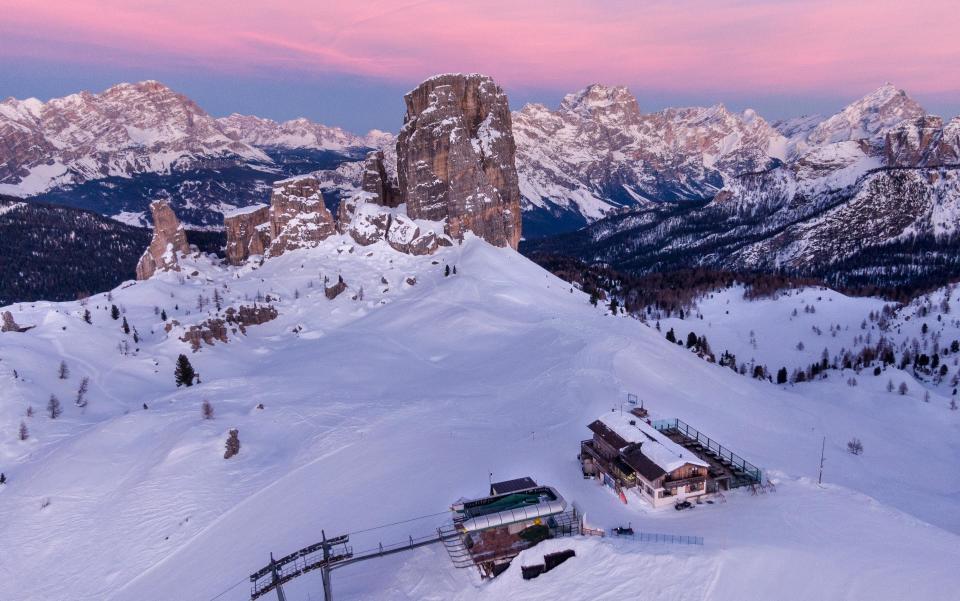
1, 0, 957, 97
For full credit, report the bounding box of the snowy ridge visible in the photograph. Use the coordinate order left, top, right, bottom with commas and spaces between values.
218, 113, 392, 152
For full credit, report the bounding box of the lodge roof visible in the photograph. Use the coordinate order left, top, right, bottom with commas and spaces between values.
596, 412, 708, 474
588, 419, 629, 450
621, 445, 667, 481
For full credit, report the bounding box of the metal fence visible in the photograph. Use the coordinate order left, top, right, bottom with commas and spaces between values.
653, 418, 762, 485
616, 531, 704, 545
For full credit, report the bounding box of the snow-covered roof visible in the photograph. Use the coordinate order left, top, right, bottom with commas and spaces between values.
597, 412, 708, 474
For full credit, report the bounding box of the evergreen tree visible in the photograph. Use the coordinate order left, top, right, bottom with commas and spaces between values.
201, 399, 214, 419
609, 298, 619, 314
58, 360, 69, 379
161, 309, 168, 321
121, 316, 130, 335
898, 381, 909, 395
75, 377, 89, 408
224, 428, 240, 459
589, 291, 599, 306
175, 354, 196, 388
686, 331, 698, 348
453, 265, 457, 275
83, 309, 92, 324
110, 304, 120, 320
18, 421, 28, 441
444, 265, 451, 277
47, 394, 62, 419
777, 367, 788, 384
665, 328, 677, 343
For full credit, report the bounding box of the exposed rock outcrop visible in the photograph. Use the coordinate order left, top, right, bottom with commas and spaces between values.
885, 116, 960, 167
361, 150, 401, 208
224, 204, 271, 265
267, 177, 337, 257
136, 200, 190, 280
179, 304, 278, 350
396, 73, 522, 249
345, 201, 451, 255
2, 311, 30, 333
325, 276, 347, 299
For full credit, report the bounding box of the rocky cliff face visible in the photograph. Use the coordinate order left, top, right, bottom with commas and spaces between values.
885, 116, 960, 167
267, 177, 338, 256
224, 204, 271, 265
136, 200, 191, 279
360, 150, 401, 208
397, 73, 522, 249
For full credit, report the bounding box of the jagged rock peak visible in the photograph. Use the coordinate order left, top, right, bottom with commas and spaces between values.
224, 204, 271, 265
558, 84, 642, 122
397, 73, 522, 249
806, 83, 925, 146
136, 200, 191, 280
267, 176, 337, 257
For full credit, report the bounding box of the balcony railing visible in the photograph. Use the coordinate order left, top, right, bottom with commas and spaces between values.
663, 474, 707, 490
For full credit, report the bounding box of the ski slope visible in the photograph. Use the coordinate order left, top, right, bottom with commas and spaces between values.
1, 236, 958, 601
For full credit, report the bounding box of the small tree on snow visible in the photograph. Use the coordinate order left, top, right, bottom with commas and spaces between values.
201, 400, 214, 420
83, 309, 92, 324
224, 429, 240, 459
110, 304, 120, 320
886, 379, 895, 393
121, 316, 130, 335
18, 421, 29, 441
847, 437, 864, 455
175, 354, 196, 387
47, 394, 62, 419
898, 382, 909, 395
75, 377, 89, 408
951, 398, 958, 411
58, 360, 69, 379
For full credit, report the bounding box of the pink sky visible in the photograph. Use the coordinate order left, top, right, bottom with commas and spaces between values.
1, 0, 958, 97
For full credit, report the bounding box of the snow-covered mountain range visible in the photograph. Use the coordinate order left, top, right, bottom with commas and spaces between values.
0, 81, 387, 226
527, 84, 960, 291
513, 85, 789, 235
3, 79, 960, 290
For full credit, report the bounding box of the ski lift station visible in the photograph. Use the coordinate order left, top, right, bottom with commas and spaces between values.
444, 477, 581, 578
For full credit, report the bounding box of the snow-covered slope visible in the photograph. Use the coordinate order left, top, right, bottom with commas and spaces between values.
1, 236, 957, 600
